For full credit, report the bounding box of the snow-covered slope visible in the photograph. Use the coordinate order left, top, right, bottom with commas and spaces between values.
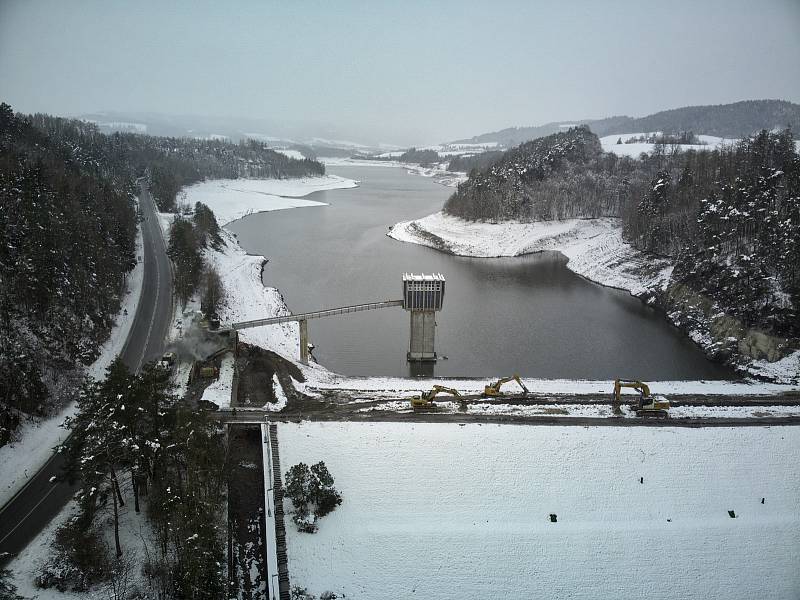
181, 175, 357, 225
600, 133, 737, 157
0, 227, 146, 507
205, 230, 299, 360
272, 148, 306, 161
278, 422, 800, 600
388, 213, 673, 296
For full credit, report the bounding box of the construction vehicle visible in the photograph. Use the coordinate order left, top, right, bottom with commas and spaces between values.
612, 379, 670, 417
408, 385, 462, 409
155, 352, 177, 380
483, 375, 529, 397
188, 361, 220, 384
197, 400, 220, 411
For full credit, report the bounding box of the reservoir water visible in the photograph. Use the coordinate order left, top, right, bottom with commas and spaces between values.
227, 165, 735, 379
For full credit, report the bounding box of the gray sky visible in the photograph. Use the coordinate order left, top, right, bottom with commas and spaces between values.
2, 0, 799, 145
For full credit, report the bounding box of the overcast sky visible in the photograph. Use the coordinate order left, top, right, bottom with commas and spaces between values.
2, 0, 799, 145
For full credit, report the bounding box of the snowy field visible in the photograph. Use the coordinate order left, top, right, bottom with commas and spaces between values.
278, 422, 800, 600
600, 133, 737, 157
389, 213, 673, 296
180, 175, 357, 225
0, 226, 145, 507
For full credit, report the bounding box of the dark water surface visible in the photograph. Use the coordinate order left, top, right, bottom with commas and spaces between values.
227, 165, 734, 379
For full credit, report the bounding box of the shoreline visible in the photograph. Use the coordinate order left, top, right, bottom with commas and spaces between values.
322, 157, 467, 188
176, 175, 797, 389
182, 174, 358, 226
388, 212, 673, 297
388, 211, 800, 384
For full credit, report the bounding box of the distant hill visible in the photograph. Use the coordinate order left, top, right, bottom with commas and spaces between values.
455, 100, 800, 146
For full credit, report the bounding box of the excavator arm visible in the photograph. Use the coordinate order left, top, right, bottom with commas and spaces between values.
483, 374, 528, 397
612, 379, 668, 416
613, 379, 651, 402
409, 385, 462, 408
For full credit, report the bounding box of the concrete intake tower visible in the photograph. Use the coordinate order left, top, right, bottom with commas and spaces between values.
402, 273, 445, 362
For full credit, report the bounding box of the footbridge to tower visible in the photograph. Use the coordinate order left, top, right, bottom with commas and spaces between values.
229, 273, 446, 364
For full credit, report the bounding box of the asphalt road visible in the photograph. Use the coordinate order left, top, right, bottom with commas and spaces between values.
0, 181, 173, 565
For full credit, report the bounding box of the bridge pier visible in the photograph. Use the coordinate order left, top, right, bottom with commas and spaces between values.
299, 319, 308, 365
407, 310, 437, 361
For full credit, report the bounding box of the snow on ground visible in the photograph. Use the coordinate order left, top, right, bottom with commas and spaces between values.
154, 211, 170, 237
389, 212, 673, 296
278, 422, 800, 600
744, 349, 800, 384
668, 404, 800, 418
200, 354, 235, 409
387, 211, 798, 383
202, 229, 331, 382
306, 373, 798, 396
9, 494, 159, 599
600, 133, 737, 157
0, 227, 145, 508
403, 163, 468, 187
206, 230, 300, 362
271, 148, 306, 161
193, 133, 229, 141
320, 157, 403, 168
419, 141, 501, 153
85, 120, 147, 133
244, 133, 298, 144
320, 157, 465, 186
180, 175, 357, 225
266, 374, 288, 411
308, 137, 370, 150
357, 400, 800, 420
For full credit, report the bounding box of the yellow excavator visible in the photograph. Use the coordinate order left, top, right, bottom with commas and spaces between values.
408, 385, 462, 409
483, 374, 529, 398
612, 379, 670, 417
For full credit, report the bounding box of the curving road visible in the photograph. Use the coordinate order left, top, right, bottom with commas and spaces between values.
0, 181, 173, 565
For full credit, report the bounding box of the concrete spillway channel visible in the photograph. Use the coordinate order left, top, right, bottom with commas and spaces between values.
226, 426, 268, 599
226, 424, 290, 600
263, 423, 291, 600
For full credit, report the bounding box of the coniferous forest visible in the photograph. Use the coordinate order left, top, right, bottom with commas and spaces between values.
444, 126, 800, 356
0, 103, 325, 445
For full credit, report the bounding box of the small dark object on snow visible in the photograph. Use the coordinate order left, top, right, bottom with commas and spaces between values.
667, 519, 671, 522
549, 514, 557, 522
761, 497, 765, 504
728, 510, 736, 518
640, 477, 643, 484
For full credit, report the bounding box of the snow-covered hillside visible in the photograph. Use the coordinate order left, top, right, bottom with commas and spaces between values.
278, 422, 800, 600
389, 213, 673, 296
600, 133, 736, 157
